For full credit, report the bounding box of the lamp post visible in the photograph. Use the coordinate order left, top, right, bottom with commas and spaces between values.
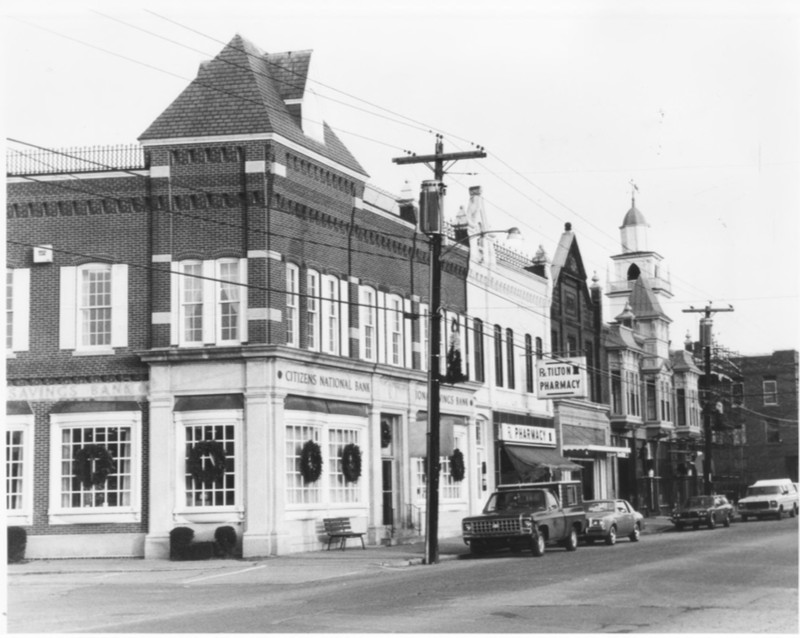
418, 181, 519, 564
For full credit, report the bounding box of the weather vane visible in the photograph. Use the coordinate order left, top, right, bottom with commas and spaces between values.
629, 179, 639, 206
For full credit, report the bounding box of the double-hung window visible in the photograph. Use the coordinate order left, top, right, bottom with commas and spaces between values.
506, 328, 515, 389
419, 303, 429, 371
360, 287, 377, 362
172, 258, 247, 346
285, 264, 299, 347
5, 414, 34, 525
763, 379, 778, 405
7, 268, 30, 354
322, 275, 340, 355
60, 264, 128, 351
388, 295, 404, 366
306, 270, 320, 351
473, 319, 484, 382
180, 261, 203, 345
494, 325, 504, 387
49, 408, 141, 524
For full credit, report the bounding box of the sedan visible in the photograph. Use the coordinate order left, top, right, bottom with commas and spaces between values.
670, 494, 733, 530
582, 499, 645, 545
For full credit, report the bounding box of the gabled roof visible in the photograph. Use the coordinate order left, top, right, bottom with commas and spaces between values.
628, 275, 670, 321
139, 34, 367, 176
551, 224, 588, 284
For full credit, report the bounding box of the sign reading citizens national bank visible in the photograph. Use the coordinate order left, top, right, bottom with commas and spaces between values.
536, 357, 587, 399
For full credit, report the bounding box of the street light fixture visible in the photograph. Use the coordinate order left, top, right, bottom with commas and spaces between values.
419, 181, 522, 564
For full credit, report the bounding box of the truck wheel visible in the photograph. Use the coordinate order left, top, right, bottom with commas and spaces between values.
605, 525, 617, 546
629, 523, 641, 542
790, 505, 797, 518
707, 515, 716, 530
777, 507, 784, 520
723, 513, 731, 527
564, 527, 578, 552
531, 533, 545, 557
741, 515, 748, 522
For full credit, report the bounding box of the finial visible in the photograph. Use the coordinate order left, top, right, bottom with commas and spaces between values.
629, 179, 639, 207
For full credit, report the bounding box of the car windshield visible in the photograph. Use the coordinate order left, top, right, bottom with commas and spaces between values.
485, 490, 546, 513
584, 501, 614, 513
746, 486, 781, 496
685, 496, 714, 508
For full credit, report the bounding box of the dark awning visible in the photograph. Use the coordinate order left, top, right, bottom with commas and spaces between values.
505, 445, 583, 477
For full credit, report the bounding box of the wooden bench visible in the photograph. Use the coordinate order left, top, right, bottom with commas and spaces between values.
323, 517, 365, 551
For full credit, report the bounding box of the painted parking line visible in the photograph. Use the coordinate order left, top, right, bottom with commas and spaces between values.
182, 564, 266, 584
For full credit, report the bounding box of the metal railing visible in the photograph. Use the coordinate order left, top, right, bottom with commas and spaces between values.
7, 144, 146, 176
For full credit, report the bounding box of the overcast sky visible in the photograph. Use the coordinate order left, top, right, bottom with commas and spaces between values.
4, 0, 799, 356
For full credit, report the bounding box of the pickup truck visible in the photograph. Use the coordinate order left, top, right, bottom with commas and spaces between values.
461, 481, 586, 557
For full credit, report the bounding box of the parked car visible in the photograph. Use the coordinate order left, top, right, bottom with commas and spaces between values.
581, 499, 645, 545
670, 494, 734, 530
461, 481, 586, 557
738, 479, 799, 521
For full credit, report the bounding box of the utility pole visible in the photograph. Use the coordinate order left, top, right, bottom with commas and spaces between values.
682, 303, 734, 495
392, 134, 486, 565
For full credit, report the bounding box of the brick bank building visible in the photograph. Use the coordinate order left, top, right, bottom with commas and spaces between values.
6, 35, 551, 559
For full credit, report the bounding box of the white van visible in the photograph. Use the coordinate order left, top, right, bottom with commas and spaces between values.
738, 479, 799, 521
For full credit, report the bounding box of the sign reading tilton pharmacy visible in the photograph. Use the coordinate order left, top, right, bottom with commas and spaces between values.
536, 357, 587, 399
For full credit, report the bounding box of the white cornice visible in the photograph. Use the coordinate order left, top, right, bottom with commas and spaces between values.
139, 132, 368, 181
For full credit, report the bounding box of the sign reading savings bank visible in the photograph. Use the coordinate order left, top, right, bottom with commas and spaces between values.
536, 357, 588, 399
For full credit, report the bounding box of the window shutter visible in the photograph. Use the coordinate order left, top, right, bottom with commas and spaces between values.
59, 267, 77, 350
170, 262, 179, 346
12, 268, 30, 352
111, 264, 128, 348
238, 258, 248, 343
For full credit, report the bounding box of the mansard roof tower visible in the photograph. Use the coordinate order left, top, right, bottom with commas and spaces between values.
606, 193, 673, 360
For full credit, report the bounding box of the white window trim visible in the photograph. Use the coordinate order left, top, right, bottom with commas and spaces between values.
284, 412, 367, 515
171, 258, 248, 347
175, 260, 204, 347
174, 409, 244, 520
386, 294, 403, 367
322, 274, 340, 356
7, 268, 30, 354
59, 263, 128, 353
48, 410, 142, 525
217, 258, 247, 345
339, 279, 349, 358
360, 286, 377, 362
286, 263, 300, 347
306, 270, 320, 352
6, 414, 34, 525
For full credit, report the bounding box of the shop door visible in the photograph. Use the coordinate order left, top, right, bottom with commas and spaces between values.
382, 459, 394, 526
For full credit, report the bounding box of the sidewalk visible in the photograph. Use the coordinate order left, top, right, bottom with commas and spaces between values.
7, 517, 674, 578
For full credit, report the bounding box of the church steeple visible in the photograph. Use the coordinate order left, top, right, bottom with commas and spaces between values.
620, 180, 648, 253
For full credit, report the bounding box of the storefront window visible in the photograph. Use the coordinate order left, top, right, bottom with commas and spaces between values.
184, 423, 236, 507
328, 428, 360, 503
286, 425, 321, 504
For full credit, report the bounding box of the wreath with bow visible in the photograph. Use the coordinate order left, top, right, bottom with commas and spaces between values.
449, 448, 465, 482
74, 444, 116, 488
300, 440, 323, 483
341, 443, 362, 483
188, 440, 227, 485
380, 420, 392, 448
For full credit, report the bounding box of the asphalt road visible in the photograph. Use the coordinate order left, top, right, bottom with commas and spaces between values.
8, 518, 798, 633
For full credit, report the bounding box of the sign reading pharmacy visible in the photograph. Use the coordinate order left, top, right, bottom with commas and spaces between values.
500, 423, 556, 447
536, 357, 587, 399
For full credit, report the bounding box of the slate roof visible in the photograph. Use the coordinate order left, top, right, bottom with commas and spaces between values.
139, 34, 367, 177
628, 275, 670, 321
671, 349, 702, 374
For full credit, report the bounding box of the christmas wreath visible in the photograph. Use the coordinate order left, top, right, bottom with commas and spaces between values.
380, 420, 392, 448
449, 448, 465, 482
188, 440, 227, 485
74, 444, 115, 488
341, 443, 362, 483
300, 440, 323, 483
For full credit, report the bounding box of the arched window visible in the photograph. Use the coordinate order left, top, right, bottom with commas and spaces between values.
627, 263, 641, 281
